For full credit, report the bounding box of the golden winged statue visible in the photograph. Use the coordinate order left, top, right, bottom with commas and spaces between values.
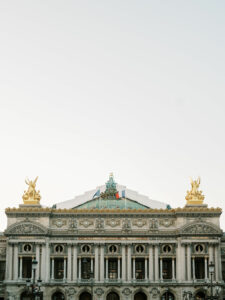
185, 177, 204, 205
22, 176, 41, 205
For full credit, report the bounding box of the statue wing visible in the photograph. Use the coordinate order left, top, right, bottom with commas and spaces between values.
34, 176, 38, 184
25, 178, 30, 185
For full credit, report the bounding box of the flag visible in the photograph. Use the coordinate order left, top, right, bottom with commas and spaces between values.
115, 192, 119, 199
121, 190, 125, 198
92, 189, 100, 199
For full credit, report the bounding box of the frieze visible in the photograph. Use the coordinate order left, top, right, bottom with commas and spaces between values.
122, 288, 132, 296
106, 218, 121, 227
52, 219, 67, 228
69, 218, 78, 231
0, 247, 6, 256
95, 288, 104, 296
159, 218, 175, 227
95, 218, 105, 233
132, 219, 147, 227
122, 219, 131, 233
79, 219, 94, 228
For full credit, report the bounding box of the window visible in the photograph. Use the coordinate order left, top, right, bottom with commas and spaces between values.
108, 258, 118, 279
135, 258, 145, 279
163, 245, 172, 254
136, 245, 144, 253
55, 245, 63, 253
0, 261, 5, 281
54, 258, 64, 279
195, 244, 204, 253
109, 245, 117, 254
22, 257, 32, 278
82, 245, 90, 253
195, 257, 205, 279
81, 258, 91, 279
24, 244, 32, 252
162, 258, 172, 279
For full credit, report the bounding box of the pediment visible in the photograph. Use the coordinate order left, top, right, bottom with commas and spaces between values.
5, 221, 48, 236
180, 222, 222, 236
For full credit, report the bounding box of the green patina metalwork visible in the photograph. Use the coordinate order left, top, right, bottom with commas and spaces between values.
74, 197, 149, 210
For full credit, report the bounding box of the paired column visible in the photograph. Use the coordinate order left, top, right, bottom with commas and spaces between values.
19, 257, 23, 280
192, 257, 195, 280
127, 245, 131, 281
145, 257, 148, 279
7, 244, 13, 280
63, 257, 66, 280
172, 258, 175, 280
13, 244, 18, 280
51, 258, 54, 280
187, 244, 191, 281
94, 245, 99, 281
73, 245, 78, 281
204, 257, 208, 280
36, 244, 40, 279
149, 245, 153, 281
67, 245, 72, 281
122, 245, 126, 281
105, 258, 108, 280
100, 245, 104, 282
154, 245, 159, 281
160, 258, 163, 280
132, 257, 135, 280
78, 258, 81, 280
118, 258, 120, 280
45, 241, 50, 282
215, 245, 219, 281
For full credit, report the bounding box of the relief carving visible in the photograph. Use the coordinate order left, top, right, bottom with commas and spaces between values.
0, 247, 6, 255
95, 288, 104, 296
5, 222, 47, 235
95, 218, 104, 232
52, 219, 67, 228
106, 218, 120, 227
79, 219, 94, 228
182, 223, 221, 235
149, 219, 158, 231
132, 219, 147, 227
159, 219, 174, 227
69, 218, 77, 231
122, 288, 132, 296
122, 219, 131, 233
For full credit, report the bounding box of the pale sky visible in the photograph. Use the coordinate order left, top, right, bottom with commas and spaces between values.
0, 1, 225, 231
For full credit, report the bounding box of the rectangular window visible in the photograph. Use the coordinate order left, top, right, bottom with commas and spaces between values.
0, 261, 5, 281
54, 258, 64, 279
108, 259, 117, 279
135, 258, 145, 279
162, 258, 172, 279
81, 258, 91, 279
22, 257, 32, 278
195, 257, 204, 279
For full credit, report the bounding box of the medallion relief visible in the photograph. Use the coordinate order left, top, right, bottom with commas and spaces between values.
106, 218, 120, 227
159, 218, 174, 227
79, 219, 94, 228
52, 219, 67, 228
132, 219, 147, 227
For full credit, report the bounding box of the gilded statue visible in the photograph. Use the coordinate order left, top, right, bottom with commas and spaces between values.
22, 177, 41, 205
185, 177, 204, 205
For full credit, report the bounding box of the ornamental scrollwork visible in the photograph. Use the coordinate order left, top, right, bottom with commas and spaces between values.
52, 219, 67, 228
122, 219, 131, 233
181, 223, 221, 235
149, 219, 158, 231
94, 288, 104, 296
122, 288, 132, 296
159, 218, 174, 227
79, 219, 94, 228
5, 222, 47, 236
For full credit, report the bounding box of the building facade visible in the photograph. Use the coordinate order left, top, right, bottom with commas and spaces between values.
0, 175, 225, 300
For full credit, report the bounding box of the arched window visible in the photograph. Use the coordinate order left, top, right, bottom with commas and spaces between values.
52, 291, 65, 300
161, 292, 175, 300
80, 292, 92, 300
106, 292, 120, 300
134, 292, 147, 300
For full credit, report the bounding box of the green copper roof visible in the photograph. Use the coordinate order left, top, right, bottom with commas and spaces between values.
73, 197, 150, 210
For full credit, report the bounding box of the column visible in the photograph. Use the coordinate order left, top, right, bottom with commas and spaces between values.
51, 258, 54, 280
106, 258, 108, 280
218, 242, 222, 281
67, 245, 72, 281
176, 240, 181, 281
118, 258, 120, 280
127, 245, 131, 281
187, 244, 191, 281
215, 245, 219, 281
192, 257, 195, 280
94, 245, 99, 281
154, 245, 159, 281
13, 244, 18, 280
78, 258, 81, 280
8, 244, 13, 280
132, 258, 135, 280
180, 244, 185, 281
41, 244, 46, 281
73, 245, 77, 281
172, 258, 175, 280
45, 241, 50, 282
91, 258, 93, 272
204, 257, 208, 280
19, 257, 23, 280
36, 244, 40, 279
122, 245, 126, 281
145, 258, 147, 280
100, 245, 104, 282
149, 245, 153, 281
63, 257, 66, 280
160, 258, 163, 281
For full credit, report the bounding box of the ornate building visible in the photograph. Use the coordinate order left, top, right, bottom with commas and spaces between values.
0, 175, 225, 300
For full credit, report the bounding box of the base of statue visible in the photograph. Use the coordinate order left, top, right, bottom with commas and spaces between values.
185, 203, 208, 208
19, 204, 42, 208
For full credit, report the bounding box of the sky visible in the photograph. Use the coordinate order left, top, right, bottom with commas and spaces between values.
0, 1, 225, 231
